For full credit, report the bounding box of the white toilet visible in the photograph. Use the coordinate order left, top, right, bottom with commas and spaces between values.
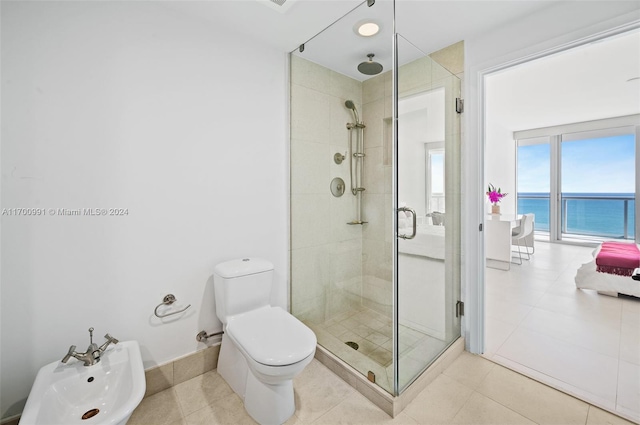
213, 258, 317, 425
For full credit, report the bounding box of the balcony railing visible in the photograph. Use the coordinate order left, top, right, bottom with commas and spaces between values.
517, 193, 635, 240
562, 194, 635, 240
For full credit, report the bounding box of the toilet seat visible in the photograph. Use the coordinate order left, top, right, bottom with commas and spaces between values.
226, 306, 316, 367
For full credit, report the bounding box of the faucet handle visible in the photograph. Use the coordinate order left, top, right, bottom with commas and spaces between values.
88, 327, 94, 344
104, 334, 119, 345
62, 345, 77, 363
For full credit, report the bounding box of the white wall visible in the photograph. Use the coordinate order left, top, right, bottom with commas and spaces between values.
462, 1, 640, 353
483, 120, 516, 215
0, 1, 288, 419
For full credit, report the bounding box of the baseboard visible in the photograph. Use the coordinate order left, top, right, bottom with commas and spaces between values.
0, 415, 20, 425
143, 344, 221, 398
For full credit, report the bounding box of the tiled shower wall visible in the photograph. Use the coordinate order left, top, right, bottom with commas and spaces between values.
290, 55, 364, 323
290, 41, 464, 324
360, 41, 465, 320
361, 72, 394, 317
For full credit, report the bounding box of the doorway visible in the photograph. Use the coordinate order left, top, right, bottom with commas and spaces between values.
482, 29, 640, 422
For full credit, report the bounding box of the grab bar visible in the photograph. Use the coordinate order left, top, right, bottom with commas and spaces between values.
154, 294, 191, 318
398, 207, 417, 240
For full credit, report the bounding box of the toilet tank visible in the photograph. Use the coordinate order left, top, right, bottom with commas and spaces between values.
213, 258, 274, 324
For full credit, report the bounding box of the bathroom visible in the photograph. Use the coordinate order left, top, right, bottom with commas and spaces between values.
2, 1, 639, 424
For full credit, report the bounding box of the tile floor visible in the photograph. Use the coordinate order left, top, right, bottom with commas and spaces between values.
128, 240, 639, 424
129, 351, 637, 425
303, 307, 449, 393
485, 241, 640, 423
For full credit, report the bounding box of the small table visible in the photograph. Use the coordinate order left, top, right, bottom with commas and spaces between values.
485, 214, 534, 270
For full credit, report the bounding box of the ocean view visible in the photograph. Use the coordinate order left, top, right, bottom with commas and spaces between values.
517, 193, 636, 239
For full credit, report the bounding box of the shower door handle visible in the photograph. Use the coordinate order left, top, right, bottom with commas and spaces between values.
398, 207, 417, 240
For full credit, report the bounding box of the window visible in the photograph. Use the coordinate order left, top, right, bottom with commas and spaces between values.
561, 130, 635, 239
517, 137, 550, 233
425, 142, 445, 213
517, 124, 636, 242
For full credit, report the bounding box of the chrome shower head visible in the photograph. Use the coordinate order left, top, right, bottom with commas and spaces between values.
344, 100, 360, 124
358, 53, 383, 76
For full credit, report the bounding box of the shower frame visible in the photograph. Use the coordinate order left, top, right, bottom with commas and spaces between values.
288, 0, 462, 404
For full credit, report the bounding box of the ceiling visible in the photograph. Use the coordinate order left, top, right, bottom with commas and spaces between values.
162, 0, 563, 80
162, 0, 639, 129
487, 29, 640, 132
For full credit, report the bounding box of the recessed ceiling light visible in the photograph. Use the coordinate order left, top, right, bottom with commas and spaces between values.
356, 22, 379, 37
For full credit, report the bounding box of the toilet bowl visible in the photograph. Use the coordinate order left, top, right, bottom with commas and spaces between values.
213, 258, 316, 425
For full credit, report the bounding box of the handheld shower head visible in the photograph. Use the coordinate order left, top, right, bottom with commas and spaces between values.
344, 100, 360, 124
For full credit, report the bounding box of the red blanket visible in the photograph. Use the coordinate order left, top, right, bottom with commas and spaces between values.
596, 242, 640, 276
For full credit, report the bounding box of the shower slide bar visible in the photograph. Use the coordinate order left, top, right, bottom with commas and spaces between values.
344, 99, 367, 225
347, 125, 365, 196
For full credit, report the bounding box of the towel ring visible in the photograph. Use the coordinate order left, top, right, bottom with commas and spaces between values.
154, 294, 191, 318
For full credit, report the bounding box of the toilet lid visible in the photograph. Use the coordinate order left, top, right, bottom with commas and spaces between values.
226, 306, 317, 366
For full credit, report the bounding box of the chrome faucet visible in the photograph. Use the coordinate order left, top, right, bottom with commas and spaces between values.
61, 327, 119, 366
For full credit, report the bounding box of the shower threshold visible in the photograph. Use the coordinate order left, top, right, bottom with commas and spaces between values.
313, 337, 464, 417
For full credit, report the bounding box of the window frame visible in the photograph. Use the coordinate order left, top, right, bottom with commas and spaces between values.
515, 116, 639, 243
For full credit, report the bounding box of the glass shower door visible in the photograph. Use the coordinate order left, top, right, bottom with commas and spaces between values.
394, 34, 461, 392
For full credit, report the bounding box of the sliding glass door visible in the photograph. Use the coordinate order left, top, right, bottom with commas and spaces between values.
517, 137, 551, 235
561, 129, 635, 240
517, 126, 636, 242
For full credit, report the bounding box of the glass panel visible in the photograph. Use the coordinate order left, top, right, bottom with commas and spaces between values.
517, 141, 550, 233
425, 141, 445, 214
289, 0, 396, 394
561, 132, 636, 240
289, 0, 462, 397
396, 34, 461, 392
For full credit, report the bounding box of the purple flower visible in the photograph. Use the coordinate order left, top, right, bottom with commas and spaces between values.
486, 184, 507, 205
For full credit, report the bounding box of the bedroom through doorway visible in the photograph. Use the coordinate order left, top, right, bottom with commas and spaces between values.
482, 28, 640, 423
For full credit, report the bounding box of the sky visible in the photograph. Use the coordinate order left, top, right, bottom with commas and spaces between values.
430, 152, 444, 193
518, 134, 636, 193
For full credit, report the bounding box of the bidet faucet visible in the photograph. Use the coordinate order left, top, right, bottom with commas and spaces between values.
61, 327, 119, 366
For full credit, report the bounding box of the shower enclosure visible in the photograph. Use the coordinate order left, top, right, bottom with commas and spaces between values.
290, 0, 461, 399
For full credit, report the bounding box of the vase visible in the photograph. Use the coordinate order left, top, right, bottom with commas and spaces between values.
491, 204, 500, 215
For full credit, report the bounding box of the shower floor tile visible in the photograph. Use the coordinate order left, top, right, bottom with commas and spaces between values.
306, 306, 449, 393
366, 331, 390, 346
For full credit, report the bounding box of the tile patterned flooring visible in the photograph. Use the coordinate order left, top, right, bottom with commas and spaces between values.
129, 352, 637, 425
129, 240, 639, 424
485, 241, 640, 423
303, 307, 449, 393
319, 308, 394, 367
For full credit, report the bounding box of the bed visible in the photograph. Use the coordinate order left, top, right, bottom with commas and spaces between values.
397, 223, 446, 338
398, 223, 445, 260
575, 242, 640, 298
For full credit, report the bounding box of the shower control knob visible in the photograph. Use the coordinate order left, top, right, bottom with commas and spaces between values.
330, 177, 346, 197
